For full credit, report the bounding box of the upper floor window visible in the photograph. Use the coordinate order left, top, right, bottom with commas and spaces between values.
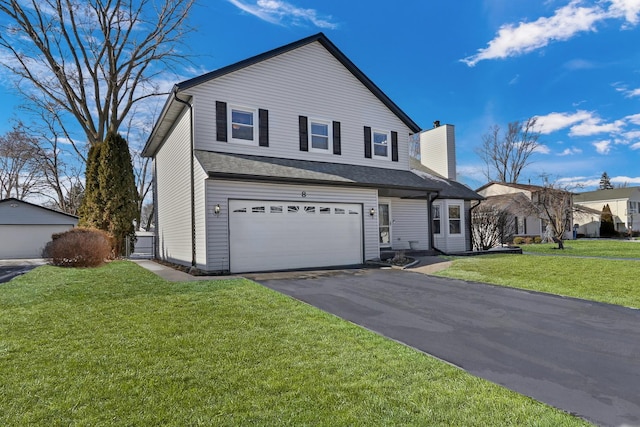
216, 101, 269, 147
364, 127, 398, 161
310, 120, 331, 153
373, 130, 390, 159
629, 201, 638, 214
230, 106, 257, 143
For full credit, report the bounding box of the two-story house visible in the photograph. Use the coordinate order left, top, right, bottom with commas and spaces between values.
142, 33, 480, 274
573, 187, 640, 235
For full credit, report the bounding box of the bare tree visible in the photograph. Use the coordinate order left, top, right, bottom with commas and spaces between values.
0, 124, 46, 199
21, 105, 85, 214
531, 184, 575, 249
471, 203, 515, 250
0, 0, 194, 151
478, 117, 541, 184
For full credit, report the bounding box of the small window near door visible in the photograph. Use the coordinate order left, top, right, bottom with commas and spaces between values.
449, 205, 461, 234
288, 205, 300, 213
320, 207, 330, 214
270, 206, 283, 214
252, 206, 265, 213
304, 206, 316, 213
335, 208, 345, 214
379, 203, 390, 245
432, 205, 441, 234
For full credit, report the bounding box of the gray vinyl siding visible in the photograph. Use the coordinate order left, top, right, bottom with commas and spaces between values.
194, 165, 208, 269
155, 108, 193, 266
389, 198, 430, 250
205, 179, 379, 272
187, 41, 413, 171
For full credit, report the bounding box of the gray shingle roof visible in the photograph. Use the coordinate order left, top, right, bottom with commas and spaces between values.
573, 187, 640, 203
195, 151, 478, 197
409, 158, 483, 200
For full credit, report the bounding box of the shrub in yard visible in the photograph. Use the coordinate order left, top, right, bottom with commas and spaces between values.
513, 237, 525, 245
534, 236, 542, 244
524, 237, 533, 244
43, 228, 113, 267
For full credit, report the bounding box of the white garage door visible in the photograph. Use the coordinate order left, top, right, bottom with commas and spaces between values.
229, 200, 363, 273
0, 224, 73, 259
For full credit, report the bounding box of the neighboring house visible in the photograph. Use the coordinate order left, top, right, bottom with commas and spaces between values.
573, 187, 640, 234
0, 198, 78, 259
573, 205, 602, 238
142, 33, 481, 274
476, 182, 574, 240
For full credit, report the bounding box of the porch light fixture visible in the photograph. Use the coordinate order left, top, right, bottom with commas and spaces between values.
370, 207, 375, 217
214, 204, 221, 216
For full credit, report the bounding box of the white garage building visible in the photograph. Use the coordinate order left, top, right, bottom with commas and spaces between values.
0, 198, 78, 259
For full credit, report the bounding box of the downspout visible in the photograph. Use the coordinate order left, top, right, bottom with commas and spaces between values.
172, 89, 197, 270
469, 200, 482, 252
428, 192, 443, 254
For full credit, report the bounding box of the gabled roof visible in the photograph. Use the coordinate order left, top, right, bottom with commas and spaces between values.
479, 193, 535, 216
143, 33, 420, 157
475, 181, 547, 193
194, 151, 439, 195
409, 158, 483, 200
573, 187, 640, 203
0, 197, 78, 220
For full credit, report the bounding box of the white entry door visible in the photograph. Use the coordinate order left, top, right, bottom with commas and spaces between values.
229, 200, 363, 273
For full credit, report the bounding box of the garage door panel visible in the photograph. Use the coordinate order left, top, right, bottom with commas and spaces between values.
229, 200, 363, 273
0, 225, 73, 259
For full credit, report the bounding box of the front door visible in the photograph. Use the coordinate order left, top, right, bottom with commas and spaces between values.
379, 203, 391, 247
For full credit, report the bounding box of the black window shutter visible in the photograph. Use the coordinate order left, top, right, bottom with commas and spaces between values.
299, 116, 308, 151
258, 109, 269, 147
391, 131, 398, 161
333, 121, 341, 155
364, 126, 372, 158
216, 101, 227, 142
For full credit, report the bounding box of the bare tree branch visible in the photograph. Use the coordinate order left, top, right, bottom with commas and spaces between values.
0, 0, 195, 147
477, 117, 541, 184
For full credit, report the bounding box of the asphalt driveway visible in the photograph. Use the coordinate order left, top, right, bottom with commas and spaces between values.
0, 259, 46, 283
254, 268, 640, 427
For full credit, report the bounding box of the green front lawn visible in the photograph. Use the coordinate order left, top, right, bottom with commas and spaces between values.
435, 255, 640, 308
520, 238, 640, 257
0, 262, 589, 426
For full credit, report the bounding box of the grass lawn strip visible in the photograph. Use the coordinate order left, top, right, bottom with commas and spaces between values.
436, 255, 639, 309
519, 239, 640, 258
0, 261, 589, 426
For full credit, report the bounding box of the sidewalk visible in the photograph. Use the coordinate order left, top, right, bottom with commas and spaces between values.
133, 256, 453, 282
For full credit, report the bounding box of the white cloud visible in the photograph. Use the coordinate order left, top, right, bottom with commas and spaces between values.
558, 147, 583, 155
569, 117, 625, 136
625, 113, 640, 124
608, 0, 640, 25
462, 0, 640, 66
462, 1, 604, 66
227, 0, 338, 29
535, 110, 593, 134
632, 141, 640, 149
593, 140, 612, 154
611, 175, 640, 184
534, 144, 551, 154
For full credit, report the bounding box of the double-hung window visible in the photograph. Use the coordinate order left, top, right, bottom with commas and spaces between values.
373, 130, 390, 159
310, 120, 331, 152
229, 106, 257, 143
432, 205, 441, 234
449, 205, 461, 234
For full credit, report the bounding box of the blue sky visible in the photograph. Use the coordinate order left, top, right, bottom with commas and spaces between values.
2, 0, 640, 190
